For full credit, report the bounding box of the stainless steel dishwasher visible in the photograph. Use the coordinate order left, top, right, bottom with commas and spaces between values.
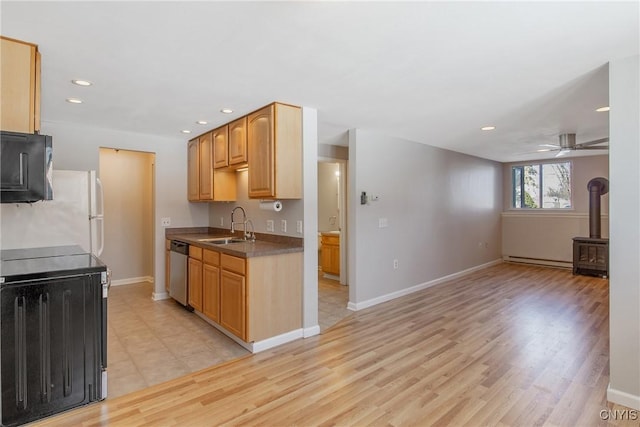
169, 240, 189, 308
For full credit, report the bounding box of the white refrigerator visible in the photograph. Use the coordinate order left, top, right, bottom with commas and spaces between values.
0, 170, 104, 256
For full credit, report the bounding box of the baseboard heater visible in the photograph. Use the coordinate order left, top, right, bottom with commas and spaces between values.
503, 255, 572, 269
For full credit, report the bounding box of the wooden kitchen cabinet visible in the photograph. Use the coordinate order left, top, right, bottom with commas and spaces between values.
228, 116, 248, 166
247, 103, 302, 199
188, 250, 203, 312
212, 125, 229, 169
220, 254, 246, 340
187, 138, 200, 201
321, 233, 340, 276
187, 135, 237, 202
1, 36, 40, 133
202, 249, 221, 323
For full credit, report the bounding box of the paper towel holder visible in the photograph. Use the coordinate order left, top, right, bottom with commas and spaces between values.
259, 200, 283, 212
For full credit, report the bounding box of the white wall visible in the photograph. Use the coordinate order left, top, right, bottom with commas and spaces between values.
99, 148, 154, 282
502, 155, 609, 263
608, 54, 640, 410
317, 162, 340, 232
348, 129, 503, 307
40, 120, 210, 297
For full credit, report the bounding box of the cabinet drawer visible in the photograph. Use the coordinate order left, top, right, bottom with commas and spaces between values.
321, 235, 339, 245
221, 254, 245, 275
189, 246, 203, 260
203, 249, 220, 266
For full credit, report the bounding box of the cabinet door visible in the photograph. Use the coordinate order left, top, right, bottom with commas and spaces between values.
212, 125, 229, 169
0, 37, 39, 133
187, 138, 200, 201
198, 132, 214, 200
228, 116, 248, 165
247, 104, 275, 198
203, 264, 220, 322
188, 258, 203, 312
220, 270, 246, 340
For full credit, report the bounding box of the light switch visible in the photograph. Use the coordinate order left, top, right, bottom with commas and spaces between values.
378, 218, 388, 228
296, 220, 303, 233
281, 219, 287, 232
266, 220, 274, 232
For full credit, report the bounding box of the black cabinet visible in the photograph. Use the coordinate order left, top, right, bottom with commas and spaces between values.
0, 273, 105, 426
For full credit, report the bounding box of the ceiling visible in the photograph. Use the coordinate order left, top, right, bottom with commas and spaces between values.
2, 1, 638, 163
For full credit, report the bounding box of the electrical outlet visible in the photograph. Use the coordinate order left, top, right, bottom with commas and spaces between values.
161, 217, 171, 227
393, 259, 399, 270
296, 220, 303, 233
266, 220, 274, 232
281, 219, 287, 232
220, 216, 224, 226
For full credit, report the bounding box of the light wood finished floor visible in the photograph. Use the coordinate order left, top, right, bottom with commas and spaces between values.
34, 263, 638, 426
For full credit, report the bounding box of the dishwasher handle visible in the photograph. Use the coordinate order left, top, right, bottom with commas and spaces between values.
170, 240, 189, 255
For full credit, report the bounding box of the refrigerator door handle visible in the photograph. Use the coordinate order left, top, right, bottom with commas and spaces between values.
91, 176, 105, 257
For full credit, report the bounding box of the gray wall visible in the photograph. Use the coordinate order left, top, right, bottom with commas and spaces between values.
40, 120, 210, 297
608, 54, 640, 409
207, 170, 304, 238
348, 129, 503, 306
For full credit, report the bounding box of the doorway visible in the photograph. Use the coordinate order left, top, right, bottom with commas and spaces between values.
99, 148, 155, 285
317, 159, 349, 331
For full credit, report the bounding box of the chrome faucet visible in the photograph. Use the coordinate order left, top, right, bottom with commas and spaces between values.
245, 219, 256, 242
230, 206, 247, 236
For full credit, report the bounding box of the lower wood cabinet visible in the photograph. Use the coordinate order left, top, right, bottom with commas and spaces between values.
187, 246, 302, 343
321, 233, 340, 276
188, 257, 203, 312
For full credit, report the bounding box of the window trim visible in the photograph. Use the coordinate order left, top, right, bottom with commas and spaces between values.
510, 160, 574, 211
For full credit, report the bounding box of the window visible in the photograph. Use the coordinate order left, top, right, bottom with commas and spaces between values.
512, 162, 571, 209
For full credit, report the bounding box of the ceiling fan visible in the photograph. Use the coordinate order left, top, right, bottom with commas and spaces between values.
539, 133, 609, 157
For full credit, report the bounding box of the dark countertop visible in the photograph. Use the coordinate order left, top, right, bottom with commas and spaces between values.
166, 228, 303, 258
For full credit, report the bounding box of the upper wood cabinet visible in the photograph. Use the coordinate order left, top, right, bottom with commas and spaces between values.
212, 125, 229, 169
247, 103, 302, 199
199, 132, 214, 200
228, 116, 248, 166
188, 135, 237, 202
187, 138, 200, 201
1, 36, 40, 133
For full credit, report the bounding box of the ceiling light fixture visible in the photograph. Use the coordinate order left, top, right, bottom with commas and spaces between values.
66, 98, 83, 104
181, 130, 191, 134
71, 79, 92, 86
196, 120, 208, 125
220, 108, 233, 114
481, 126, 496, 131
596, 106, 610, 112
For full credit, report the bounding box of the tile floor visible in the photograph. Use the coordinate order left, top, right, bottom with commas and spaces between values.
107, 275, 351, 398
107, 282, 249, 398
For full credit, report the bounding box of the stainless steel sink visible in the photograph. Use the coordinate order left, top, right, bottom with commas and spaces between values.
199, 237, 247, 245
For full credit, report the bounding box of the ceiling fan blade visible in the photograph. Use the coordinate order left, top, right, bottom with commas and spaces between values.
539, 144, 560, 148
555, 149, 570, 157
578, 137, 609, 147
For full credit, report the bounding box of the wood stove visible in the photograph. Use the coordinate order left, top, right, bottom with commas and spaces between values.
573, 177, 609, 278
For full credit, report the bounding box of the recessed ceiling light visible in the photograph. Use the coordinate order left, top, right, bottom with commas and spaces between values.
181, 130, 192, 134
220, 108, 233, 114
481, 126, 496, 131
66, 98, 83, 104
196, 120, 208, 125
596, 106, 610, 112
71, 79, 92, 86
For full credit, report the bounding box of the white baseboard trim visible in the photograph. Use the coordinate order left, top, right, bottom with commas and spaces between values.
349, 259, 503, 312
194, 311, 303, 353
303, 325, 320, 338
152, 291, 170, 301
110, 276, 154, 286
608, 385, 640, 410
503, 255, 572, 269
252, 329, 304, 353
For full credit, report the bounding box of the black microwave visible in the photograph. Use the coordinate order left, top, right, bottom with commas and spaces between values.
0, 131, 53, 203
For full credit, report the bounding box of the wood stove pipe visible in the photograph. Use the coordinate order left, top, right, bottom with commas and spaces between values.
587, 177, 609, 239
